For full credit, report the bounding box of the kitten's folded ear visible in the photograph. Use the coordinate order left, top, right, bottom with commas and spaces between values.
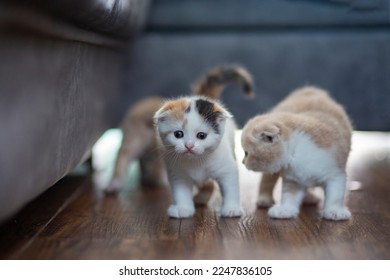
213, 108, 232, 127
219, 109, 233, 119
153, 108, 168, 123
258, 125, 280, 144
213, 104, 232, 124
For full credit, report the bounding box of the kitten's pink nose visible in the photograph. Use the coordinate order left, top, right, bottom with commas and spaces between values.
185, 142, 194, 151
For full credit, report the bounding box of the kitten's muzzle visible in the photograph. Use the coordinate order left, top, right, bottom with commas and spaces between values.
184, 142, 195, 153
243, 157, 262, 172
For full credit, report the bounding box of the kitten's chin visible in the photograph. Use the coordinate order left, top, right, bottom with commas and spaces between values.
263, 165, 282, 174
245, 163, 274, 173
176, 150, 199, 157
245, 165, 263, 172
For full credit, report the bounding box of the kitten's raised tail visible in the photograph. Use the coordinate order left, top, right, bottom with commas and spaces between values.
193, 65, 255, 100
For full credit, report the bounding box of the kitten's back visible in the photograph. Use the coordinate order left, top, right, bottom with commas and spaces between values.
122, 97, 164, 128
274, 87, 345, 120
274, 86, 352, 166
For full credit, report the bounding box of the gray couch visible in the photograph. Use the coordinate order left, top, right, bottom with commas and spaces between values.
0, 0, 150, 222
122, 0, 390, 130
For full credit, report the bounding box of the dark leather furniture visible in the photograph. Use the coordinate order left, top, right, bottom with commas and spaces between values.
0, 0, 150, 221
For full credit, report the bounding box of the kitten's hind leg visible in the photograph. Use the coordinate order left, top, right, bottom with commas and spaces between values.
139, 150, 168, 188
257, 173, 279, 208
168, 180, 195, 218
268, 180, 305, 219
322, 173, 351, 220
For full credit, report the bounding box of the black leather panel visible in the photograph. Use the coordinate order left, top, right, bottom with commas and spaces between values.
0, 33, 124, 222
5, 0, 150, 38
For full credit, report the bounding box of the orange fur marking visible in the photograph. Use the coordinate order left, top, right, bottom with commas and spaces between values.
213, 103, 225, 113
160, 99, 190, 120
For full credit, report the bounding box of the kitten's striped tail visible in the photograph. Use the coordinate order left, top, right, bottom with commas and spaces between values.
193, 65, 255, 100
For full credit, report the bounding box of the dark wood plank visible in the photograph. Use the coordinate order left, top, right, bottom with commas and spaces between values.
0, 175, 88, 259
0, 132, 389, 259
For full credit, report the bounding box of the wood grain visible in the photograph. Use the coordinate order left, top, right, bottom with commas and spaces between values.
0, 132, 389, 259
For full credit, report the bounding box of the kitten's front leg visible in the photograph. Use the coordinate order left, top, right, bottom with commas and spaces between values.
106, 146, 133, 193
218, 169, 242, 218
257, 173, 279, 208
106, 136, 143, 193
268, 180, 305, 219
322, 173, 351, 220
168, 179, 195, 218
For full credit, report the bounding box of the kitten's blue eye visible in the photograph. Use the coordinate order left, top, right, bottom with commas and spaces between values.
196, 132, 207, 140
174, 130, 184, 138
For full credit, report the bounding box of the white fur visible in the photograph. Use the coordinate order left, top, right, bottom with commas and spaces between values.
268, 131, 351, 220
155, 98, 242, 218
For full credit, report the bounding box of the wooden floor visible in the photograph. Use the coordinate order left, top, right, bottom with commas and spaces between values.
1, 131, 389, 259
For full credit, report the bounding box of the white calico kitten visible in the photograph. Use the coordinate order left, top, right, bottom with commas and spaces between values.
154, 66, 254, 218
105, 66, 253, 194
241, 86, 352, 220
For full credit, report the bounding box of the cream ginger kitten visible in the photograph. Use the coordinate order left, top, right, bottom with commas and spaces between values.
105, 97, 167, 193
154, 66, 254, 218
241, 86, 352, 220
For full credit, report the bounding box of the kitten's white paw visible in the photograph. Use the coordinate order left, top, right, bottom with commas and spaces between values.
220, 205, 242, 218
322, 207, 351, 221
105, 179, 122, 194
257, 195, 274, 208
268, 205, 299, 219
167, 205, 195, 219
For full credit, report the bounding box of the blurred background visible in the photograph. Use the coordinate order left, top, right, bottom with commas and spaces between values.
123, 0, 390, 129
1, 0, 390, 222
